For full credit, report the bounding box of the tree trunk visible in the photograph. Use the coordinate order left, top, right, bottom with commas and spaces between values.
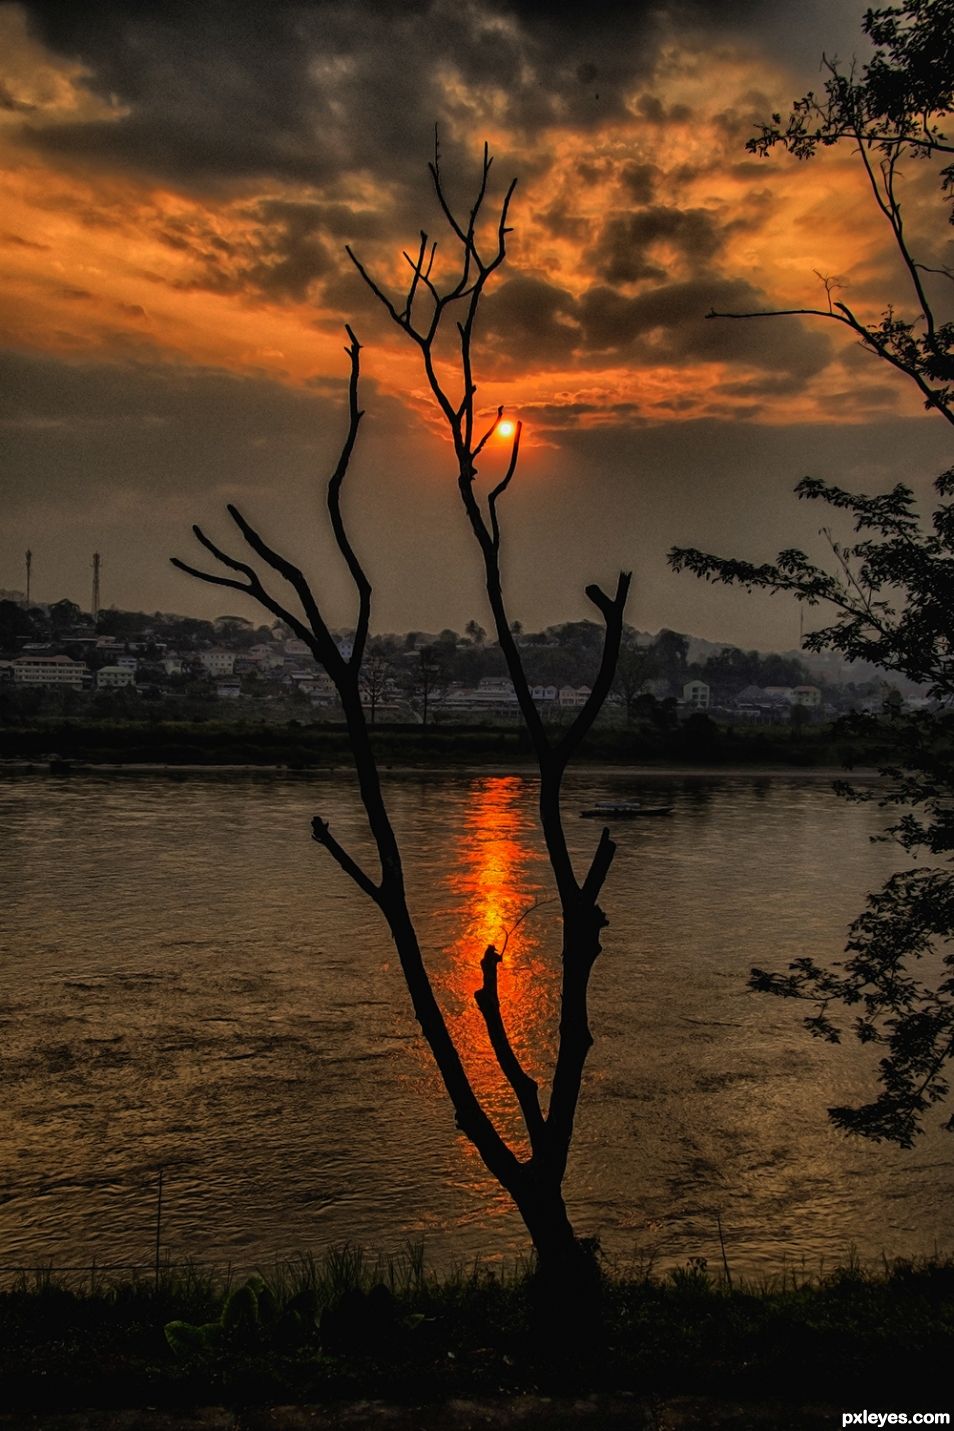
515, 1173, 604, 1364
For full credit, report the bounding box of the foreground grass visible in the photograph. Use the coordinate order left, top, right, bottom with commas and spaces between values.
1, 1246, 952, 1412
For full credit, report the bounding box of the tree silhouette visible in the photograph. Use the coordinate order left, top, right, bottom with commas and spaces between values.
673, 473, 954, 1144
173, 146, 630, 1293
672, 1, 954, 1146
711, 0, 954, 425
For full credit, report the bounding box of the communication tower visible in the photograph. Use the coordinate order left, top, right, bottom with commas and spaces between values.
25, 549, 31, 605
92, 552, 102, 620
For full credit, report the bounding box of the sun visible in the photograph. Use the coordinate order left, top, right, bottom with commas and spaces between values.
497, 418, 516, 439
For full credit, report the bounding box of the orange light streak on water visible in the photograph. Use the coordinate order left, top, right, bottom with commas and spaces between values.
440, 775, 559, 1154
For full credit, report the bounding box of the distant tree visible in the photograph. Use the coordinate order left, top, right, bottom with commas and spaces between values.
465, 618, 486, 645
631, 691, 679, 731
613, 634, 657, 722
650, 629, 689, 690
359, 645, 394, 726
97, 607, 156, 638
174, 147, 630, 1299
410, 644, 442, 728
50, 598, 82, 634
0, 599, 41, 648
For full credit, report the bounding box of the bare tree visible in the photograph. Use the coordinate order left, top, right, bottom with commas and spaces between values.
613, 634, 657, 724
173, 146, 630, 1297
411, 644, 442, 728
359, 643, 394, 726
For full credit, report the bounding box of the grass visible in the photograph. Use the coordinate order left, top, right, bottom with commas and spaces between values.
1, 1244, 952, 1412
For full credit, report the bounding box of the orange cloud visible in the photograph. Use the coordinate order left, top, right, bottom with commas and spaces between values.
0, 18, 937, 437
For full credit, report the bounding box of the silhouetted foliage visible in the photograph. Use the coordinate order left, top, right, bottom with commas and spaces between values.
674, 476, 954, 1145
714, 0, 954, 425
673, 0, 954, 1147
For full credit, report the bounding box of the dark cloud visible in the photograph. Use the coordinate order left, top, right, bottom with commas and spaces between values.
588, 205, 728, 285
1, 230, 51, 251
479, 275, 580, 364
619, 162, 659, 204
14, 0, 676, 193
577, 278, 833, 375
0, 79, 37, 113
632, 92, 693, 125
471, 269, 833, 384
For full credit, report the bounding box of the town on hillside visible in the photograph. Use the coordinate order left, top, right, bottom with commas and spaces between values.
0, 593, 931, 728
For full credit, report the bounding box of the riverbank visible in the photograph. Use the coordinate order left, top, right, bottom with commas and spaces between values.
0, 715, 863, 770
2, 1250, 951, 1419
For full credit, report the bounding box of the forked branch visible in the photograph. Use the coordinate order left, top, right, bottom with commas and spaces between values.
475, 944, 547, 1150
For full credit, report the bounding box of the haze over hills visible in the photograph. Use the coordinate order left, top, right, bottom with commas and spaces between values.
0, 591, 925, 698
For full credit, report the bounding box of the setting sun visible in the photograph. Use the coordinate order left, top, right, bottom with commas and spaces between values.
497, 418, 516, 439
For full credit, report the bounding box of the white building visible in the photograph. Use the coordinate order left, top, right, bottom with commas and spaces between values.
682, 679, 710, 710
96, 666, 136, 689
792, 685, 822, 708
247, 645, 285, 671
13, 655, 87, 688
197, 650, 235, 676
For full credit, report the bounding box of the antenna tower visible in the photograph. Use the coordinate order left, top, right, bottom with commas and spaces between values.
92, 552, 102, 620
25, 549, 31, 606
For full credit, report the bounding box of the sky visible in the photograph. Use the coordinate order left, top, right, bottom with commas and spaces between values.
1, 0, 952, 650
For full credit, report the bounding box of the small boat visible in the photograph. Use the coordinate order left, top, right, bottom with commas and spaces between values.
580, 801, 673, 819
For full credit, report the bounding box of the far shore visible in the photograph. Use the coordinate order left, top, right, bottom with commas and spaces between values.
0, 757, 879, 780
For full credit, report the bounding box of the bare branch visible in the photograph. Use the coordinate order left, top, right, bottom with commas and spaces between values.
225, 505, 342, 672
708, 305, 856, 325
168, 558, 252, 598
346, 245, 422, 343
556, 572, 633, 766
171, 529, 314, 645
498, 896, 553, 957
488, 420, 523, 551
473, 405, 503, 460
710, 304, 954, 427
474, 943, 546, 1151
311, 815, 380, 903
401, 232, 430, 322
327, 327, 372, 671
580, 826, 617, 909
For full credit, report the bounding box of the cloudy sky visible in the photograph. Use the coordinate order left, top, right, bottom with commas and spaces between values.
1, 0, 951, 648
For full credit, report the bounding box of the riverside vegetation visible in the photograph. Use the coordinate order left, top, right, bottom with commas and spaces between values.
0, 711, 906, 770
2, 1245, 953, 1414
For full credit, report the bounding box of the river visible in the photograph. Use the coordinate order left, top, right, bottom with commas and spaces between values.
1, 767, 951, 1279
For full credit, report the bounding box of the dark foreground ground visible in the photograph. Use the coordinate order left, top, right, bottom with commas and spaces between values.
0, 1393, 848, 1429
1, 1251, 951, 1430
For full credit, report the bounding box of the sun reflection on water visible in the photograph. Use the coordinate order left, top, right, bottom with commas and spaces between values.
438, 775, 559, 1153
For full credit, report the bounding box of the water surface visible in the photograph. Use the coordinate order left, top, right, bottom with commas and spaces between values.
2, 768, 951, 1277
